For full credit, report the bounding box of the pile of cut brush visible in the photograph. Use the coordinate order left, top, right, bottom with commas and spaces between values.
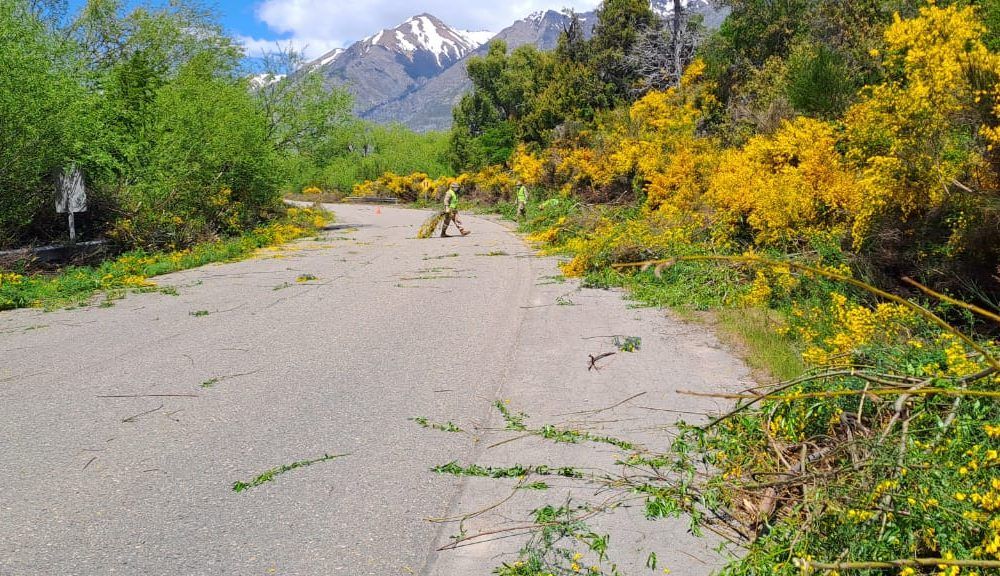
418, 212, 445, 239
430, 256, 1000, 576
603, 258, 1000, 575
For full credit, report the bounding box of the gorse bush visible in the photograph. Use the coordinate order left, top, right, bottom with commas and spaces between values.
415, 3, 1000, 573
485, 4, 999, 305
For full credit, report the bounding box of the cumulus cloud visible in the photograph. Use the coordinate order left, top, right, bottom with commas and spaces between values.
242, 0, 601, 58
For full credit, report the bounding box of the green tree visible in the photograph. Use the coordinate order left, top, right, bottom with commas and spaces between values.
0, 1, 89, 247
785, 42, 853, 118
449, 41, 555, 169
254, 47, 354, 160
716, 0, 812, 67
589, 0, 657, 103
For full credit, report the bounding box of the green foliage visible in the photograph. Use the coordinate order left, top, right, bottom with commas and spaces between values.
449, 42, 556, 170
0, 0, 347, 251
494, 504, 619, 576
785, 42, 854, 118
449, 2, 664, 170
0, 1, 90, 246
717, 308, 806, 381
495, 399, 529, 431
254, 49, 354, 159
115, 54, 281, 247
410, 417, 463, 433
0, 207, 328, 311
251, 47, 444, 196
432, 462, 583, 479
613, 335, 642, 352
590, 0, 657, 102
291, 124, 452, 194
232, 453, 345, 493
701, 0, 905, 137
717, 0, 812, 66
983, 0, 1000, 51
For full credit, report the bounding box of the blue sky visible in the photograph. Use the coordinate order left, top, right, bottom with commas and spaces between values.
68, 1, 602, 58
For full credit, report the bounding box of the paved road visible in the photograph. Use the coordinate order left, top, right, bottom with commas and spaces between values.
0, 205, 750, 575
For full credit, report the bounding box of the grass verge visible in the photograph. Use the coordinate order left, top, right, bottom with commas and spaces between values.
0, 207, 331, 311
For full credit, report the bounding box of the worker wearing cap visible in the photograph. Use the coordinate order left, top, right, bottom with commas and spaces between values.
441, 182, 469, 237
515, 181, 528, 220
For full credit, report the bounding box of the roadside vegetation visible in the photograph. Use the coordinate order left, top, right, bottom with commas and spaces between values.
373, 0, 1000, 574
0, 0, 446, 252
0, 207, 329, 311
1, 0, 449, 308
285, 125, 453, 199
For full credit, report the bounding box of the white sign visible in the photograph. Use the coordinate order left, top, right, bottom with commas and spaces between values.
56, 167, 87, 214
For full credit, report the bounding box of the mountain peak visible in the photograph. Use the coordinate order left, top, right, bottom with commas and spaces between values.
357, 13, 490, 66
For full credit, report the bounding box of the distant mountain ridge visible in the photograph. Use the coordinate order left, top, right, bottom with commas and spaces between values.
305, 1, 727, 131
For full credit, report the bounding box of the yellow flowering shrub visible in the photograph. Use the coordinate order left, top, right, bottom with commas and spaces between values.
644, 142, 717, 217
844, 3, 1000, 245
511, 144, 545, 186
351, 172, 433, 202
352, 168, 516, 203
799, 292, 917, 365
469, 165, 517, 200
741, 263, 800, 307
558, 213, 699, 277
0, 272, 24, 288
524, 75, 715, 204
707, 117, 858, 247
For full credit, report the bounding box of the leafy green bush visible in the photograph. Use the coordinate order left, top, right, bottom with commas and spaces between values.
785, 43, 854, 118
286, 124, 452, 194
0, 1, 347, 252
107, 53, 281, 248
0, 2, 90, 247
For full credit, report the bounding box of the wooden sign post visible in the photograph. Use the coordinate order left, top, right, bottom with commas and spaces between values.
56, 167, 87, 243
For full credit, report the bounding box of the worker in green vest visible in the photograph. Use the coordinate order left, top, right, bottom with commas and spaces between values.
441, 182, 469, 237
516, 181, 528, 220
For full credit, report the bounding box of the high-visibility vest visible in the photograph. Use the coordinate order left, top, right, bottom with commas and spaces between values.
517, 186, 527, 203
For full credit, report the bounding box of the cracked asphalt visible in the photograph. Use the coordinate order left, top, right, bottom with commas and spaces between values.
0, 204, 749, 575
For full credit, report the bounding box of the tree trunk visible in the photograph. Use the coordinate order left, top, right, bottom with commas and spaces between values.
673, 0, 683, 85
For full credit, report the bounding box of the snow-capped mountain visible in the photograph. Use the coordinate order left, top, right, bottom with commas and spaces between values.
363, 9, 577, 131
358, 14, 491, 67
305, 13, 494, 115
249, 73, 285, 89
304, 1, 727, 131
310, 48, 344, 69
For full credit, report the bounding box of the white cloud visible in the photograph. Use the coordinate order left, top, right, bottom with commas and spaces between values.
246, 0, 602, 58
237, 34, 343, 60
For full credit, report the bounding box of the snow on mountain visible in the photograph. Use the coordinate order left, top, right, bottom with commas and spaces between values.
249, 73, 285, 89
315, 48, 344, 68
359, 13, 485, 65
458, 29, 496, 47
652, 0, 728, 27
